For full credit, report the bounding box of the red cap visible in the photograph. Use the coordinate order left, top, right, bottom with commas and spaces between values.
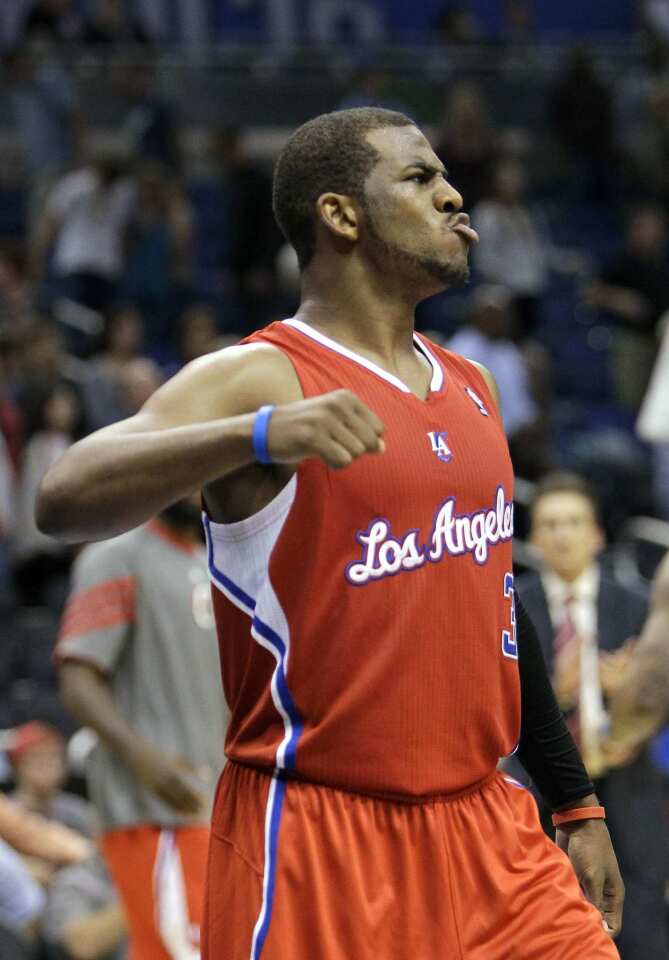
6, 722, 63, 764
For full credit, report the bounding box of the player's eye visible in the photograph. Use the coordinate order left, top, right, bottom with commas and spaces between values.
407, 172, 431, 184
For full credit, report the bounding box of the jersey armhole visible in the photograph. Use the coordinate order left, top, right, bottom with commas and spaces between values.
463, 359, 505, 428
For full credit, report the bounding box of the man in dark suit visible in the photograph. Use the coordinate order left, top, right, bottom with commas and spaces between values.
516, 472, 668, 960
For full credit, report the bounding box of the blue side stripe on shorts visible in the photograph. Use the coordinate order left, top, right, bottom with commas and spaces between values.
251, 776, 287, 960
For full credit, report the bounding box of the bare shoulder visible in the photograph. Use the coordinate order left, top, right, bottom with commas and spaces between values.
111, 342, 304, 433
465, 359, 502, 416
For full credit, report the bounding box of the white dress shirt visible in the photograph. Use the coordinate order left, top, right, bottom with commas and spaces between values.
541, 564, 608, 773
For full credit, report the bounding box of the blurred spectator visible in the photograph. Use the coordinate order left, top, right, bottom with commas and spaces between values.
0, 332, 23, 469
637, 314, 669, 519
0, 791, 92, 869
0, 838, 45, 951
21, 0, 80, 46
501, 0, 534, 44
337, 67, 409, 113
13, 383, 79, 607
434, 81, 498, 211
622, 75, 669, 203
448, 286, 550, 478
0, 242, 34, 330
117, 62, 180, 172
550, 45, 615, 199
472, 157, 585, 338
0, 432, 16, 610
644, 0, 669, 46
584, 206, 669, 411
117, 358, 163, 416
4, 46, 83, 235
97, 306, 145, 378
15, 325, 84, 433
175, 303, 222, 366
121, 163, 193, 345
432, 3, 484, 44
14, 322, 86, 439
83, 305, 146, 430
8, 722, 97, 837
274, 242, 301, 318
211, 127, 283, 332
42, 853, 127, 960
82, 0, 151, 46
517, 472, 668, 960
32, 153, 136, 351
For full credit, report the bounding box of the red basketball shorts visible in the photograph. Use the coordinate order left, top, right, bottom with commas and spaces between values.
203, 762, 619, 960
103, 823, 209, 960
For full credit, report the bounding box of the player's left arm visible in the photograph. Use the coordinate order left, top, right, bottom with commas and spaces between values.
472, 362, 624, 934
514, 594, 624, 937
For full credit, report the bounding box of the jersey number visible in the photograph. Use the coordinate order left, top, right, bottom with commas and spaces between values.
501, 572, 518, 660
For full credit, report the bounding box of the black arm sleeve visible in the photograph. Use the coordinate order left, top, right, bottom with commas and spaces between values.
514, 591, 595, 810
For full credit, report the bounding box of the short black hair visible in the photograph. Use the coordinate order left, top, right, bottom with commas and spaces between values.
273, 107, 415, 269
530, 471, 602, 526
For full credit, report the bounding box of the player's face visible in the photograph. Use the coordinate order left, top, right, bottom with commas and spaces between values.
531, 492, 603, 582
360, 125, 477, 294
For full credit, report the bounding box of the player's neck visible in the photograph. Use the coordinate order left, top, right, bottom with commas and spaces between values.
298, 267, 418, 363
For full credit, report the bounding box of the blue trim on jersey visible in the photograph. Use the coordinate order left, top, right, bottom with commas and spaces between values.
252, 616, 303, 770
202, 514, 256, 612
250, 776, 286, 960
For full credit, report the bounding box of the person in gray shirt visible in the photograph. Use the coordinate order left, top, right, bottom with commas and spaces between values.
57, 496, 226, 959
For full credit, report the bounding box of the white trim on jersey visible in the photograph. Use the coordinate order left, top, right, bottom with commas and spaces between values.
202, 475, 297, 617
414, 333, 445, 392
283, 317, 444, 395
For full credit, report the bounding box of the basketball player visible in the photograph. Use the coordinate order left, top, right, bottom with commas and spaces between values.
37, 108, 623, 959
56, 498, 227, 959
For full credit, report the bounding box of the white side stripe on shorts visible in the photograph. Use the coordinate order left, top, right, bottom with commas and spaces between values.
153, 829, 200, 960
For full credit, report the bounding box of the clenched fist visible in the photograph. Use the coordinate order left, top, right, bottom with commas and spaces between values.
266, 389, 385, 469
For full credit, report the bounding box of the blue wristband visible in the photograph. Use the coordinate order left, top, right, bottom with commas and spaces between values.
252, 405, 275, 465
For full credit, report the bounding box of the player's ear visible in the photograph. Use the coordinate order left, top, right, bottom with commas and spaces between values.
316, 193, 359, 243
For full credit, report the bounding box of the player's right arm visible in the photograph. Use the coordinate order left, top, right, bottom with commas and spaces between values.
36, 343, 385, 543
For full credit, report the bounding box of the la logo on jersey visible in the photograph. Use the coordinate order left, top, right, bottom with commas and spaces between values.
465, 387, 489, 416
427, 431, 452, 463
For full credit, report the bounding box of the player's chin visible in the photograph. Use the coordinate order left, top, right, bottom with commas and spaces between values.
425, 253, 470, 289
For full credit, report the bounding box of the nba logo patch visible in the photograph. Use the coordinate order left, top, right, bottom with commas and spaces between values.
427, 431, 453, 463
465, 387, 489, 416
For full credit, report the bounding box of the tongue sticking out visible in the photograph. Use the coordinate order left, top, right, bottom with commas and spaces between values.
452, 223, 480, 244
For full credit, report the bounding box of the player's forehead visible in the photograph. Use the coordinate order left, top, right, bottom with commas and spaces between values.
364, 125, 443, 177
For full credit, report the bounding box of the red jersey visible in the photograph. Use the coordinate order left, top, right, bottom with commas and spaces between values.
205, 318, 520, 800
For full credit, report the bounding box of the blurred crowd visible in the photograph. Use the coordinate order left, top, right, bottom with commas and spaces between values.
0, 0, 668, 956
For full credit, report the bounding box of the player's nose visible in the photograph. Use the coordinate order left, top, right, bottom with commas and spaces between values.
434, 179, 463, 215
